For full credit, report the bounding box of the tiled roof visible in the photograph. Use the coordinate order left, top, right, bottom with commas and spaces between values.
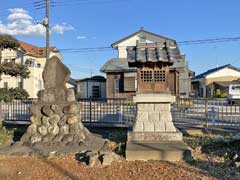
100, 58, 190, 73
127, 41, 181, 66
192, 64, 240, 80
19, 41, 58, 57
100, 58, 137, 73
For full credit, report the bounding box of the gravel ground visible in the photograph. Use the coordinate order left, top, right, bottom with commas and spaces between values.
1, 129, 239, 180
0, 154, 224, 180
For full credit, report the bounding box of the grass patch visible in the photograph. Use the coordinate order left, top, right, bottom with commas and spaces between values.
0, 121, 14, 145
183, 135, 217, 149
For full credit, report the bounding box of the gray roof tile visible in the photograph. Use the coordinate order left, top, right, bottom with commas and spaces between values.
127, 42, 181, 65
100, 58, 137, 72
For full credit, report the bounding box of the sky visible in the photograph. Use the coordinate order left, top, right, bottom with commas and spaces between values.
1, 0, 240, 79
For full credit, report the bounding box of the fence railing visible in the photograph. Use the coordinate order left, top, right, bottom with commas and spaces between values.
0, 99, 37, 122
78, 98, 136, 125
1, 97, 240, 128
172, 98, 240, 128
0, 98, 136, 126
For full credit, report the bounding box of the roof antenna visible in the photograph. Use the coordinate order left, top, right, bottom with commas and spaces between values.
140, 27, 144, 30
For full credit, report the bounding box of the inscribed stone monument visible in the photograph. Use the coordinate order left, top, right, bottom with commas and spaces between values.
21, 56, 89, 147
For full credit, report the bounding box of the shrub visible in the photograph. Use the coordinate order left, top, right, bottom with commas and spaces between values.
0, 62, 30, 78
184, 136, 216, 149
0, 121, 14, 145
215, 89, 227, 98
0, 87, 29, 103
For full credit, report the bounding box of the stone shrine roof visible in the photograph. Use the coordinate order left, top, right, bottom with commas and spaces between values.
127, 41, 182, 66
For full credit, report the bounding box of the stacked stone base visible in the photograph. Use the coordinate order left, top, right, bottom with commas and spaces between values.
126, 93, 192, 161
21, 88, 89, 147
2, 56, 107, 156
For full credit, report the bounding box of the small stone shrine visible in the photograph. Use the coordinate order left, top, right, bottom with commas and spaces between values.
21, 56, 90, 149
125, 41, 192, 161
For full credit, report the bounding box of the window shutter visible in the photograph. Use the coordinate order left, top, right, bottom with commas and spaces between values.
124, 72, 136, 91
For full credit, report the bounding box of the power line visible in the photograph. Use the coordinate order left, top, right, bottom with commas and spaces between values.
33, 0, 127, 9
58, 36, 240, 53
0, 0, 121, 16
179, 37, 240, 45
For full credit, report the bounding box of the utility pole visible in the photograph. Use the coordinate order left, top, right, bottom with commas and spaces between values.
45, 0, 50, 60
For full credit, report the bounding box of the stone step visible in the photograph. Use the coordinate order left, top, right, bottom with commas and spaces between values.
126, 141, 192, 161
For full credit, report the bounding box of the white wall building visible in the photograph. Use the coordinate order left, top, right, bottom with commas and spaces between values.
192, 64, 240, 97
0, 41, 65, 98
76, 76, 106, 99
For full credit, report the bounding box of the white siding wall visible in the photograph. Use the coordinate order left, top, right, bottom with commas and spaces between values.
206, 68, 240, 78
0, 49, 62, 98
115, 33, 167, 58
77, 81, 106, 98
0, 49, 24, 89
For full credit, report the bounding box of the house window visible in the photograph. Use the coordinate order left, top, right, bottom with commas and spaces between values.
25, 59, 35, 67
124, 72, 136, 91
4, 82, 8, 89
114, 79, 120, 93
11, 58, 16, 63
92, 86, 100, 98
139, 36, 146, 43
200, 88, 204, 97
37, 63, 41, 68
18, 82, 23, 89
4, 59, 8, 63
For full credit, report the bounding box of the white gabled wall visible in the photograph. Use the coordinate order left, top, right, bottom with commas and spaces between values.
206, 67, 240, 79
115, 32, 169, 58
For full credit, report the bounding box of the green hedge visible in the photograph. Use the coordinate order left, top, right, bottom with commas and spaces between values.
0, 87, 29, 102
0, 62, 30, 78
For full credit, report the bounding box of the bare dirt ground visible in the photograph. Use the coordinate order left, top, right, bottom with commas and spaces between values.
0, 127, 239, 180
0, 152, 238, 180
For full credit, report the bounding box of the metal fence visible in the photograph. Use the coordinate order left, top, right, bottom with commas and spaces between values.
0, 99, 37, 122
79, 98, 136, 125
0, 98, 136, 126
1, 98, 240, 128
172, 98, 240, 128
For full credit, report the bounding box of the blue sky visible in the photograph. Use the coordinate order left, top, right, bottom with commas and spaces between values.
1, 0, 240, 78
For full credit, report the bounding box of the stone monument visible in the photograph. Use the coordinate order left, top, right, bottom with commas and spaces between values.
20, 56, 100, 154
0, 56, 120, 164
125, 41, 192, 161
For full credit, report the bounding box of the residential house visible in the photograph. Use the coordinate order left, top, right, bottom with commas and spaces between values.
76, 76, 106, 99
101, 28, 193, 99
0, 41, 68, 98
191, 64, 240, 97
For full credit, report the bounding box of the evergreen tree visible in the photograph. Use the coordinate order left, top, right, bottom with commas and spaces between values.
0, 34, 30, 102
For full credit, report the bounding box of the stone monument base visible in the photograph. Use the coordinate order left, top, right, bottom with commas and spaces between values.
126, 141, 192, 161
128, 131, 183, 142
126, 93, 192, 161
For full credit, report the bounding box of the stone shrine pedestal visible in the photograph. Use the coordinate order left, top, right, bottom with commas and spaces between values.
126, 93, 192, 161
